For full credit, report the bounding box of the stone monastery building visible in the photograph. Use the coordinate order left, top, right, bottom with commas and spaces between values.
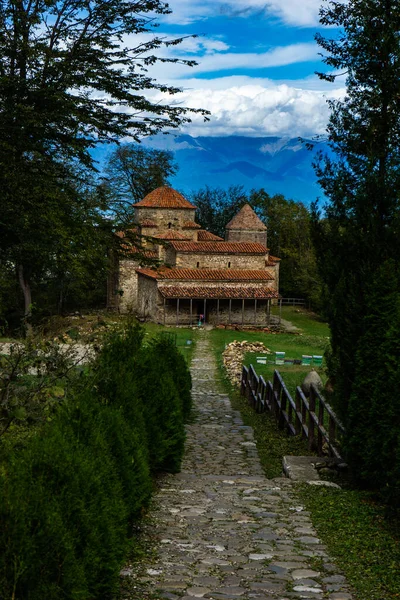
107, 186, 281, 325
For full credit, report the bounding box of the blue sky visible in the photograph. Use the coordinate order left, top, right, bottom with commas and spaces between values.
133, 0, 345, 139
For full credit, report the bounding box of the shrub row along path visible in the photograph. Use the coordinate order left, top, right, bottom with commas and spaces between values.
123, 331, 352, 600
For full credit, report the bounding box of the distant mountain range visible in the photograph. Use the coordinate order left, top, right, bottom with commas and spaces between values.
92, 134, 329, 205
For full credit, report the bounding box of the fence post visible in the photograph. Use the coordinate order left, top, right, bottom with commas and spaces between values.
308, 385, 316, 451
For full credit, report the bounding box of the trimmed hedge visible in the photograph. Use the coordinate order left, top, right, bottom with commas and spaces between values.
0, 323, 192, 599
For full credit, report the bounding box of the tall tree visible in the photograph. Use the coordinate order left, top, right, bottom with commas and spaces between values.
311, 0, 400, 497
104, 144, 178, 222
0, 0, 207, 328
191, 185, 248, 238
250, 189, 322, 306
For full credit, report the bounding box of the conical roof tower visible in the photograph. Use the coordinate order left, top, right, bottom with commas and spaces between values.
225, 204, 267, 247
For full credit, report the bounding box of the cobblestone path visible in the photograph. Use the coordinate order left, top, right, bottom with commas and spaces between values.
124, 332, 352, 600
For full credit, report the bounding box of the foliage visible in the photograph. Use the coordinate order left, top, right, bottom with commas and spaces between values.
104, 144, 178, 222
0, 393, 129, 599
0, 0, 207, 327
0, 338, 91, 440
136, 335, 187, 473
0, 322, 192, 598
191, 185, 248, 238
311, 0, 400, 503
298, 484, 400, 600
250, 190, 323, 307
345, 261, 400, 507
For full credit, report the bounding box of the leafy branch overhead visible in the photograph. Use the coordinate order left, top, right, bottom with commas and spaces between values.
0, 0, 208, 164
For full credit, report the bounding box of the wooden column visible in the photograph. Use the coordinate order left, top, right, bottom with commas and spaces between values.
203, 298, 207, 324
163, 297, 166, 326
229, 299, 232, 324
216, 299, 220, 325
267, 299, 271, 325
279, 297, 282, 324
176, 298, 180, 326
254, 298, 257, 325
190, 298, 193, 327
242, 299, 245, 325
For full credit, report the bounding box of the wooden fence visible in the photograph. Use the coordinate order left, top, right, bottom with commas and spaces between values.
240, 364, 345, 459
281, 297, 307, 306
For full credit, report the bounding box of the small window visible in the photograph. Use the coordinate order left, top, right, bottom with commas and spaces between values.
168, 222, 172, 229
196, 262, 200, 268
228, 262, 231, 268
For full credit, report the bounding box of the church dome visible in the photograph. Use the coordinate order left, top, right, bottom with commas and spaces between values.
134, 186, 196, 209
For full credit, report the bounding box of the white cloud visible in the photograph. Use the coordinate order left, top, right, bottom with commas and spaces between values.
148, 81, 345, 138
164, 0, 323, 27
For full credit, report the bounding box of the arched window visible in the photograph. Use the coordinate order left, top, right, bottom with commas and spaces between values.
228, 262, 231, 268
196, 262, 200, 268
168, 222, 172, 229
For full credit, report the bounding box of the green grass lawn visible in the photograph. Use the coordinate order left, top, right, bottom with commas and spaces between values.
210, 306, 330, 395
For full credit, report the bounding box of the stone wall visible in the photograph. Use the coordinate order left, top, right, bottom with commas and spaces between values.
119, 259, 139, 313
137, 276, 161, 321
135, 207, 196, 229
171, 250, 266, 270
226, 229, 267, 247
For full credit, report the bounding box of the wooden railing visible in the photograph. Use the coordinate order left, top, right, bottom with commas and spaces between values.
281, 297, 307, 306
240, 364, 345, 459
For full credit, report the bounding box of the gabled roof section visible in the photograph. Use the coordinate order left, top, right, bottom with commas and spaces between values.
158, 286, 280, 300
153, 231, 191, 240
197, 230, 224, 241
134, 186, 196, 209
226, 204, 267, 231
182, 220, 201, 229
136, 268, 274, 282
168, 241, 268, 254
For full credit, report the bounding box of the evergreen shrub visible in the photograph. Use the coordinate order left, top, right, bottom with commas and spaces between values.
136, 334, 186, 473
0, 394, 128, 599
346, 261, 400, 509
0, 322, 192, 598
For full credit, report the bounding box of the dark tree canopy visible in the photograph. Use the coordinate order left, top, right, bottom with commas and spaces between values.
0, 0, 207, 328
0, 0, 206, 166
312, 0, 400, 502
104, 144, 178, 221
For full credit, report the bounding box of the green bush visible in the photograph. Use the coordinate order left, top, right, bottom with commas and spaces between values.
346, 261, 400, 509
0, 397, 127, 599
0, 322, 192, 598
153, 334, 193, 420
136, 335, 186, 473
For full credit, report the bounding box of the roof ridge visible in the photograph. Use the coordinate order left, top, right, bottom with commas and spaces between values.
134, 186, 196, 209
226, 204, 267, 231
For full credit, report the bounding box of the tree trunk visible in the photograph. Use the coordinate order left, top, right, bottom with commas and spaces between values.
17, 264, 33, 336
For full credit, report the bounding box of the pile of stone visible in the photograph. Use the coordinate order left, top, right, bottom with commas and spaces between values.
223, 340, 271, 387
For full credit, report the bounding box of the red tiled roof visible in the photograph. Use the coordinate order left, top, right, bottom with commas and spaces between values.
134, 186, 196, 209
168, 241, 268, 254
226, 204, 267, 231
182, 220, 201, 229
136, 268, 274, 281
140, 219, 158, 227
158, 286, 280, 299
268, 254, 281, 262
153, 231, 191, 240
197, 230, 224, 241
115, 227, 139, 238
